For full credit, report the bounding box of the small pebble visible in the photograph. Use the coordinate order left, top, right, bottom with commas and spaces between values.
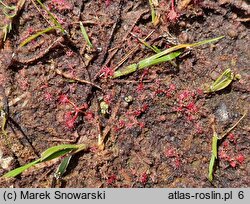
227, 29, 238, 38
215, 102, 229, 122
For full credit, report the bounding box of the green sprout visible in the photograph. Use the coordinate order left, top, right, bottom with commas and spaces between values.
54, 156, 72, 180
100, 101, 109, 115
80, 22, 93, 48
20, 26, 59, 47
208, 131, 218, 182
149, 0, 160, 26
2, 144, 87, 178
205, 68, 238, 93
208, 111, 247, 182
113, 36, 224, 78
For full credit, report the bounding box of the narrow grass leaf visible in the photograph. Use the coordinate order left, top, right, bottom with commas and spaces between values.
80, 22, 93, 48
40, 144, 81, 161
212, 132, 218, 159
20, 26, 58, 47
208, 154, 216, 182
113, 51, 181, 78
3, 160, 40, 178
149, 0, 156, 25
113, 36, 224, 78
138, 36, 224, 65
54, 156, 72, 179
2, 144, 87, 178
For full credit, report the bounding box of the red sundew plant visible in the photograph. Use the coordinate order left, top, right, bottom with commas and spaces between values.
105, 0, 111, 7
136, 82, 144, 93
99, 66, 114, 78
44, 92, 53, 101
84, 111, 95, 121
106, 174, 117, 185
58, 94, 88, 129
165, 148, 177, 158
228, 133, 236, 144
167, 0, 179, 22
236, 154, 245, 164
140, 172, 148, 185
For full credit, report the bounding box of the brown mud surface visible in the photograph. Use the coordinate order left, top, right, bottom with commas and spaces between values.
0, 0, 249, 187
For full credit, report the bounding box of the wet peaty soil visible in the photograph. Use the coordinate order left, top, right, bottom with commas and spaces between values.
0, 0, 249, 187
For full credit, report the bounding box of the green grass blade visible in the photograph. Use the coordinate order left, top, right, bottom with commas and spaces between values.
20, 26, 58, 47
40, 144, 81, 161
138, 50, 182, 69
80, 22, 93, 48
212, 132, 218, 159
0, 0, 16, 10
149, 0, 156, 25
3, 159, 40, 178
113, 36, 224, 78
54, 156, 72, 179
139, 36, 224, 65
2, 144, 86, 178
35, 0, 66, 34
113, 51, 181, 78
208, 154, 216, 182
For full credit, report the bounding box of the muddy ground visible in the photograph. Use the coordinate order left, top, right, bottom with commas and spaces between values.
0, 0, 249, 188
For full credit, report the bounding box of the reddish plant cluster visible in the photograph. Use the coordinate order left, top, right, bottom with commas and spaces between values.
113, 104, 148, 132
105, 0, 111, 7
167, 0, 179, 22
49, 0, 72, 11
140, 172, 148, 185
174, 89, 200, 121
137, 70, 149, 93
155, 83, 176, 97
219, 133, 245, 168
99, 66, 114, 78
164, 146, 181, 169
58, 94, 88, 129
106, 174, 117, 185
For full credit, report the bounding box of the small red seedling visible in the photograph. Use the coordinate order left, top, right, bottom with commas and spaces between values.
140, 172, 148, 185
44, 92, 53, 101
167, 0, 179, 22
85, 111, 95, 121
229, 160, 237, 168
107, 174, 117, 185
236, 154, 245, 164
99, 66, 114, 78
58, 94, 88, 129
228, 133, 236, 144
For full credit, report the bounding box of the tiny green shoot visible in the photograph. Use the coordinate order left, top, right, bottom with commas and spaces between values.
79, 22, 93, 48
113, 36, 224, 78
149, 0, 156, 25
208, 154, 216, 182
2, 144, 87, 178
206, 68, 234, 93
208, 111, 247, 182
20, 26, 59, 47
100, 101, 109, 115
54, 156, 72, 180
